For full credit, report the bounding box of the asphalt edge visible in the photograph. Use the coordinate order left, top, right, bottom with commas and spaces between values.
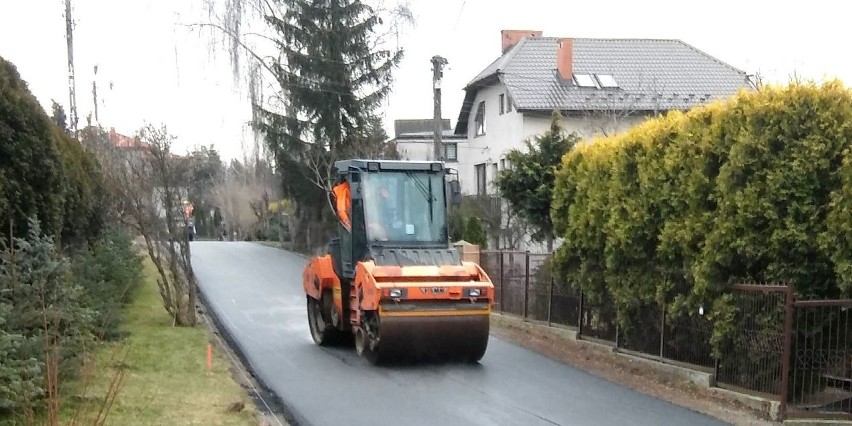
196, 285, 308, 426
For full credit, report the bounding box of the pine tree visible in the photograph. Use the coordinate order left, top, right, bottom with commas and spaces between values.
262, 0, 403, 157
495, 111, 580, 251
50, 100, 68, 134
253, 0, 404, 249
0, 219, 93, 417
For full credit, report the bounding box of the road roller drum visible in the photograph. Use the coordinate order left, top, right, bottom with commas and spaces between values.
356, 313, 490, 364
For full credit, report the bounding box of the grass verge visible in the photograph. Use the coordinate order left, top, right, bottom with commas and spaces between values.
61, 256, 258, 426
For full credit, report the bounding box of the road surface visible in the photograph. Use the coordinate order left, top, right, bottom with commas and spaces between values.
191, 241, 727, 426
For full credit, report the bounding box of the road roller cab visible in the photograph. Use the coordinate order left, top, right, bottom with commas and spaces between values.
302, 159, 494, 364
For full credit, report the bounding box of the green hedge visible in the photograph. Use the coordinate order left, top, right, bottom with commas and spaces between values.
0, 56, 130, 422
0, 56, 103, 248
0, 57, 66, 241
552, 80, 852, 348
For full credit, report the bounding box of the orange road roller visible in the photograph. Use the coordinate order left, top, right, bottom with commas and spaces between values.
302, 159, 494, 364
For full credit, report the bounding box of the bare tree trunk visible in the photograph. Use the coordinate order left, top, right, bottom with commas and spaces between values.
90, 123, 198, 326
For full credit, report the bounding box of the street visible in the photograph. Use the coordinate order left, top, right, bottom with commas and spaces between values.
191, 241, 727, 426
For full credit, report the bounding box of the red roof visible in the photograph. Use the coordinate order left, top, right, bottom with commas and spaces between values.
108, 127, 149, 150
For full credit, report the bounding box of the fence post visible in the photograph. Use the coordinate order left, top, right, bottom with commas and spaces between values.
547, 264, 554, 326
779, 284, 794, 419
659, 302, 666, 359
523, 251, 530, 320
615, 307, 621, 350
499, 252, 504, 313
578, 291, 584, 337
714, 357, 720, 385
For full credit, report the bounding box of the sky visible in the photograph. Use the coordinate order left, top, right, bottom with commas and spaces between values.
1, 0, 850, 161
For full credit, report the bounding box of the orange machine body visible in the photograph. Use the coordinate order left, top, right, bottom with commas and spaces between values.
303, 255, 494, 332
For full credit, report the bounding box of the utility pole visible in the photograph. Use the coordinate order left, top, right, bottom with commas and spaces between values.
431, 55, 448, 161
65, 0, 78, 137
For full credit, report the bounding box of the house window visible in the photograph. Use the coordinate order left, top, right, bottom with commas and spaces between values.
574, 73, 597, 88
491, 163, 499, 191
474, 101, 486, 136
500, 159, 505, 170
443, 143, 457, 162
499, 94, 505, 115
595, 74, 619, 88
475, 163, 487, 195
506, 94, 513, 112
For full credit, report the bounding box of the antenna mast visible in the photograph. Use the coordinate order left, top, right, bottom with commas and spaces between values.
65, 0, 78, 137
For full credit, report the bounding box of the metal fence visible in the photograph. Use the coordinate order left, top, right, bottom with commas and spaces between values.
478, 250, 852, 420
787, 299, 852, 419
480, 251, 717, 370
715, 284, 789, 397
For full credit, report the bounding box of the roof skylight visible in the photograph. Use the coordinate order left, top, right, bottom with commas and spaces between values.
596, 74, 618, 88
574, 74, 597, 88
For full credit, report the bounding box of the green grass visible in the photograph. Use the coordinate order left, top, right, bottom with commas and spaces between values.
61, 257, 258, 426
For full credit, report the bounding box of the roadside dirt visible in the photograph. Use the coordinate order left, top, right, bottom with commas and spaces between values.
489, 313, 781, 426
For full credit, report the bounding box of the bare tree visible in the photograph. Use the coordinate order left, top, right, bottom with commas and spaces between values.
86, 124, 198, 326
580, 75, 667, 138
210, 165, 260, 240
500, 209, 532, 251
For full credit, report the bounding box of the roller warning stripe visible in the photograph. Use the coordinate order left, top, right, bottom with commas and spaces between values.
378, 308, 492, 317
374, 282, 492, 288
370, 264, 482, 278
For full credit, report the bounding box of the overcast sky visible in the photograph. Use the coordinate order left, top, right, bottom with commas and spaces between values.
1, 0, 850, 160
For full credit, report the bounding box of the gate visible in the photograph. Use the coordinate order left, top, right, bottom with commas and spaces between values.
786, 299, 852, 420
715, 284, 792, 403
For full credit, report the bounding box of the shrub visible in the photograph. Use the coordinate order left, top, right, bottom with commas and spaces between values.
0, 57, 65, 241
0, 220, 93, 419
0, 56, 103, 248
72, 228, 144, 340
464, 216, 487, 248
551, 80, 852, 350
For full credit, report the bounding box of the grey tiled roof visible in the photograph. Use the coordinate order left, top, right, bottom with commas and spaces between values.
393, 119, 451, 137
394, 129, 463, 140
456, 37, 754, 134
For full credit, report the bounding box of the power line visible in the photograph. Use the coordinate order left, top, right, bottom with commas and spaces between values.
450, 0, 467, 38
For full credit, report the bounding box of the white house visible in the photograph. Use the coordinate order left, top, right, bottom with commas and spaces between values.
391, 118, 465, 162
393, 31, 755, 250
453, 29, 757, 197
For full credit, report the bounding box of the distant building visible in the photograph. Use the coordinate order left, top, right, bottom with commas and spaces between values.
391, 118, 465, 162
108, 127, 149, 150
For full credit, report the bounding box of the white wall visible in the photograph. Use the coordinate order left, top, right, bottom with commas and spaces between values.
522, 112, 647, 144
457, 82, 525, 195
456, 85, 648, 196
451, 85, 653, 252
395, 138, 462, 164
396, 140, 434, 161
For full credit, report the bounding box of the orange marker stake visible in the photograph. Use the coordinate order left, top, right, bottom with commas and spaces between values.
206, 343, 213, 372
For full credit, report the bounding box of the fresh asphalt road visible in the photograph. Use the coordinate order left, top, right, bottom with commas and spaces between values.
191, 241, 727, 426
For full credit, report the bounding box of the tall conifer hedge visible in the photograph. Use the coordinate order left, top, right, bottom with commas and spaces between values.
552, 81, 852, 347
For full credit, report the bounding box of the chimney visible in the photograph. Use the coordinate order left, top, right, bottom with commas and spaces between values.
501, 29, 542, 54
557, 38, 573, 81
